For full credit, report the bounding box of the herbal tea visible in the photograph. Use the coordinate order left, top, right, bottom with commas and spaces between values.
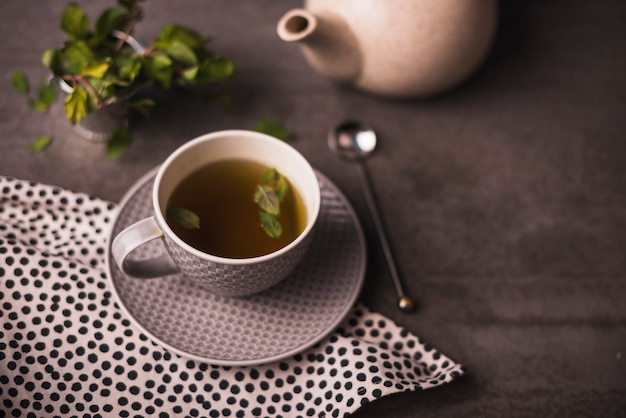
165, 159, 307, 258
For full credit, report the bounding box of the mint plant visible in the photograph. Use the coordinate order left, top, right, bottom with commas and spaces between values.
11, 0, 233, 157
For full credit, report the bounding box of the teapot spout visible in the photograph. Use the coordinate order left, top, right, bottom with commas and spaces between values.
277, 8, 362, 84
277, 9, 317, 43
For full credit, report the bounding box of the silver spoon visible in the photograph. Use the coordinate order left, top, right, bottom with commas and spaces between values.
329, 121, 416, 312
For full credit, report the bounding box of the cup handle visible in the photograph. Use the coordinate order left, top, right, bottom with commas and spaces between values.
111, 216, 180, 278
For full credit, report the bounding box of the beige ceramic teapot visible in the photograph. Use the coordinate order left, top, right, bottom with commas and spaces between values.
277, 0, 498, 98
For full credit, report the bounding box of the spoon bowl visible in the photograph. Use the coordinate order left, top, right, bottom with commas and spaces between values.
328, 121, 377, 160
329, 121, 415, 312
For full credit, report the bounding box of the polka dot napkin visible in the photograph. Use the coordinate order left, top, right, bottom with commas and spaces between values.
0, 175, 463, 417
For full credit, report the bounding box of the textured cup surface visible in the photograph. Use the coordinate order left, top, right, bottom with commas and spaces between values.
153, 130, 321, 297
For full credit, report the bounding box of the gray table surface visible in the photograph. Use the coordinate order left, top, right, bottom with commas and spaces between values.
1, 0, 625, 416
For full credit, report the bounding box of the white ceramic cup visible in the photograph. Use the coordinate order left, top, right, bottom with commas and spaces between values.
111, 130, 321, 297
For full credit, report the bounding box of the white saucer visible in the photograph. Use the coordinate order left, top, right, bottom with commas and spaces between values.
105, 167, 366, 366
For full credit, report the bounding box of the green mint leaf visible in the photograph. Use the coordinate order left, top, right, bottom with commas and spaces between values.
89, 76, 118, 99
92, 73, 135, 101
142, 54, 173, 88
61, 4, 91, 40
94, 7, 129, 41
37, 83, 58, 108
27, 81, 57, 113
28, 98, 49, 112
181, 65, 199, 81
115, 55, 142, 82
106, 125, 133, 158
41, 49, 56, 68
81, 58, 111, 79
62, 41, 96, 74
259, 211, 282, 238
260, 168, 277, 185
28, 135, 53, 154
41, 49, 63, 73
254, 118, 294, 141
10, 71, 29, 95
254, 168, 291, 237
254, 185, 280, 216
157, 24, 207, 51
194, 57, 234, 84
161, 39, 198, 67
167, 207, 200, 230
275, 175, 289, 201
64, 85, 89, 124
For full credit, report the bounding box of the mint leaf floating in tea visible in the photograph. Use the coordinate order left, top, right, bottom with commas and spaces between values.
260, 167, 277, 183
275, 174, 289, 200
254, 168, 290, 238
167, 207, 200, 229
259, 211, 283, 238
254, 185, 280, 215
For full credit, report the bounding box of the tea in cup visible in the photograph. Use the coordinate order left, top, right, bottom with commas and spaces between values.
111, 130, 321, 297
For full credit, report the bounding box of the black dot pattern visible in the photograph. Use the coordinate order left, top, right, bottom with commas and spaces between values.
0, 176, 464, 417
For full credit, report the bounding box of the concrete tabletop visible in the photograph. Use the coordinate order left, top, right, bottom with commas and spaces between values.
1, 0, 625, 416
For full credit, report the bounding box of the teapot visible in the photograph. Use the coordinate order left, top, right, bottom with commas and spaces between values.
277, 0, 498, 98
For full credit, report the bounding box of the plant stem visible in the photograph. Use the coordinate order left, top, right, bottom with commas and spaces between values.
115, 21, 136, 51
65, 75, 127, 119
64, 75, 103, 107
115, 0, 143, 51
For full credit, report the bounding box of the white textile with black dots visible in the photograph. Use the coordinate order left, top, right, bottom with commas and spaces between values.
0, 176, 463, 418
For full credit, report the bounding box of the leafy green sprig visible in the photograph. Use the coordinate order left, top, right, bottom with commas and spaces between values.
10, 0, 233, 157
254, 168, 289, 238
251, 121, 294, 238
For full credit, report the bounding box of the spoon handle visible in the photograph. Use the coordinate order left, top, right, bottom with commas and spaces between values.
355, 163, 415, 312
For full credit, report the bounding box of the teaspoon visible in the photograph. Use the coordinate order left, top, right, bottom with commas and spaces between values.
328, 121, 415, 312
